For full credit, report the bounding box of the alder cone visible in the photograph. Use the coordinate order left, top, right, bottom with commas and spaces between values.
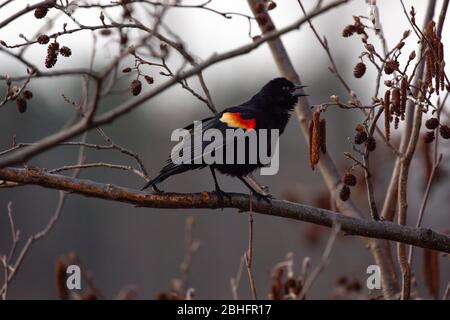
440, 125, 450, 139
425, 118, 439, 130
353, 62, 366, 78
130, 79, 142, 96
16, 97, 27, 113
424, 131, 435, 143
343, 173, 357, 186
34, 6, 49, 19
384, 60, 399, 74
339, 185, 351, 201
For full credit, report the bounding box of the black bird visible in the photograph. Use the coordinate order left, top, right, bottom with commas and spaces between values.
142, 77, 307, 201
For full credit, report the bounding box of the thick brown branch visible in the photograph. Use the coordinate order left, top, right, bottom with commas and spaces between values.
1, 166, 450, 254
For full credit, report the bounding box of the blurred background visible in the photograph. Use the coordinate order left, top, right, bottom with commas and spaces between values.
0, 0, 449, 299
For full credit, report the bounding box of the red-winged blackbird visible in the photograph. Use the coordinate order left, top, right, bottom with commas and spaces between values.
142, 77, 307, 202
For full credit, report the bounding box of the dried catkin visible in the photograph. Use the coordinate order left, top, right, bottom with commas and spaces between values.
383, 90, 390, 141
425, 53, 433, 87
439, 42, 445, 90
309, 120, 314, 169
319, 118, 327, 154
400, 76, 408, 119
309, 111, 321, 170
391, 88, 400, 116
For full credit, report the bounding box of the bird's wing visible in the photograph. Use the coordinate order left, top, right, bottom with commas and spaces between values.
149, 108, 260, 186
184, 107, 260, 164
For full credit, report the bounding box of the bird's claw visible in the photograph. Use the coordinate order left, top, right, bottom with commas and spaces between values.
252, 192, 272, 204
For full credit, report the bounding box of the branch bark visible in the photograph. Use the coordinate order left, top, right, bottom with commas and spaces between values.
1, 166, 450, 254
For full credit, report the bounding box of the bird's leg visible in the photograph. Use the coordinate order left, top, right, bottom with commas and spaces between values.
238, 176, 272, 203
244, 174, 271, 196
210, 167, 231, 206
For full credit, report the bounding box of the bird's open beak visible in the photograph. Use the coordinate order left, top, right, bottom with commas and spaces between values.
292, 84, 308, 97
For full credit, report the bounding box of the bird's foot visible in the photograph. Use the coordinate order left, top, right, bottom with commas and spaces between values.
251, 191, 273, 204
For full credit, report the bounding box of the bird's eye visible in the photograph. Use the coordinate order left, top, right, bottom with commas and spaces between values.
282, 86, 290, 92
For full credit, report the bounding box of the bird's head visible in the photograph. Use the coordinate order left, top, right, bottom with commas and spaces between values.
256, 77, 307, 112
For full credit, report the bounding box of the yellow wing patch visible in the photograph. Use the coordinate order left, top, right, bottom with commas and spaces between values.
219, 112, 256, 131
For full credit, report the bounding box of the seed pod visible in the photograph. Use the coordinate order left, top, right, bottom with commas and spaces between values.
339, 185, 351, 202
439, 42, 445, 90
439, 125, 450, 139
37, 35, 50, 44
353, 62, 366, 78
130, 79, 142, 96
396, 41, 405, 50
384, 60, 399, 75
365, 44, 375, 53
400, 77, 408, 119
309, 111, 321, 170
343, 172, 357, 186
403, 30, 411, 39
391, 88, 400, 116
355, 123, 365, 133
342, 25, 356, 37
59, 46, 72, 57
366, 136, 377, 151
45, 52, 58, 68
144, 75, 154, 84
16, 97, 27, 113
435, 57, 440, 94
48, 42, 60, 54
409, 51, 416, 60
267, 1, 277, 10
319, 118, 327, 154
100, 29, 112, 36
383, 90, 390, 141
425, 118, 439, 130
22, 90, 33, 100
424, 131, 435, 143
354, 131, 367, 145
34, 5, 49, 19
425, 53, 434, 87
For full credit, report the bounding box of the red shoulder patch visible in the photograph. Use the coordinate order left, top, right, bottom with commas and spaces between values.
219, 112, 256, 131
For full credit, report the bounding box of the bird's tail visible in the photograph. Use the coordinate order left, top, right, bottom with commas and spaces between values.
141, 171, 171, 190
141, 161, 187, 191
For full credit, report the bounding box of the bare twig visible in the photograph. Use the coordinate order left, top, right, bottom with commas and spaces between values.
244, 197, 257, 300
298, 221, 341, 299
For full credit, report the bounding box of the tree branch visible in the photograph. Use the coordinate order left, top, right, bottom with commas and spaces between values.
1, 166, 450, 254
